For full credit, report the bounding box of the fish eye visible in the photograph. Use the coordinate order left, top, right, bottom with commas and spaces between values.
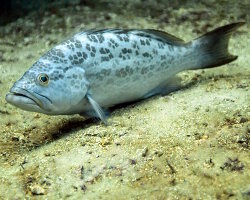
37, 74, 49, 86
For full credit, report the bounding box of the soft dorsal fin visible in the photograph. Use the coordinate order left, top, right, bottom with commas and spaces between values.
142, 29, 186, 45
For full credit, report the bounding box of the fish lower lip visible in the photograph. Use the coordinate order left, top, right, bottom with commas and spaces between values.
6, 92, 38, 106
7, 88, 44, 108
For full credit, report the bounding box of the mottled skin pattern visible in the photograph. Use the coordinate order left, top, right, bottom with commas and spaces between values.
80, 30, 191, 108
6, 23, 243, 121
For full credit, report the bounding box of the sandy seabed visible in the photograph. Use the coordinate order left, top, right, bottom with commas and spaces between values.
0, 1, 249, 199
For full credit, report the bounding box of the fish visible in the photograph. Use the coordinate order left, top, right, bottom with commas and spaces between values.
5, 22, 244, 124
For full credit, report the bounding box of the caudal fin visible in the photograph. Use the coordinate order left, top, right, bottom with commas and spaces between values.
189, 22, 245, 70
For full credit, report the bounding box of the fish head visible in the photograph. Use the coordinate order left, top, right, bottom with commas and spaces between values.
5, 59, 89, 115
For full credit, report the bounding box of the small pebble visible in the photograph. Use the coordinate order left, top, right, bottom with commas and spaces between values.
119, 131, 127, 137
240, 117, 248, 123
154, 150, 163, 157
137, 147, 148, 157
30, 185, 45, 195
142, 147, 148, 157
114, 139, 121, 145
81, 184, 87, 192
129, 159, 136, 165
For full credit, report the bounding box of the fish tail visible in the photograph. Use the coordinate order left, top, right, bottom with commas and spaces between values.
188, 22, 245, 70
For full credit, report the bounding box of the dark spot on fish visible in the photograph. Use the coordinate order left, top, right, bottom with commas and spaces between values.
140, 40, 145, 45
87, 35, 92, 42
117, 35, 123, 41
63, 67, 69, 72
100, 69, 111, 76
50, 49, 56, 55
125, 65, 134, 75
108, 39, 118, 49
158, 43, 164, 49
169, 56, 174, 63
121, 48, 132, 54
109, 54, 113, 59
123, 35, 129, 42
75, 40, 82, 48
153, 49, 158, 55
59, 74, 64, 79
69, 44, 75, 50
97, 34, 105, 43
141, 67, 149, 74
101, 56, 110, 62
161, 55, 166, 60
73, 60, 79, 65
90, 35, 98, 43
86, 44, 91, 51
169, 46, 174, 52
57, 50, 65, 58
132, 42, 139, 50
100, 48, 110, 54
100, 48, 105, 54
110, 39, 115, 44
146, 39, 150, 46
91, 47, 96, 53
122, 48, 127, 54
115, 68, 127, 78
71, 80, 75, 86
160, 61, 168, 68
143, 52, 149, 57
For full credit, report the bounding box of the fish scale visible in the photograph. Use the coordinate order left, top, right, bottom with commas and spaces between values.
6, 22, 244, 124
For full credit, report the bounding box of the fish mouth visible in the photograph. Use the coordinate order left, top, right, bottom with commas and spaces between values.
5, 87, 51, 112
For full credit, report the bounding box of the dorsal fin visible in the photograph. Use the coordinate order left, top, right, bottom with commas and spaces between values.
142, 29, 185, 45
78, 28, 186, 46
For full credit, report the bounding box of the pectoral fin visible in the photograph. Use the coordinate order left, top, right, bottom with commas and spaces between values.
86, 93, 107, 125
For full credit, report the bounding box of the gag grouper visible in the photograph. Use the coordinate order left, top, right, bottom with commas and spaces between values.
6, 22, 244, 124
